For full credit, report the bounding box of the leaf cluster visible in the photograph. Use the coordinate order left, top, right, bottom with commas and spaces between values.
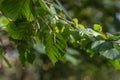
0, 0, 120, 69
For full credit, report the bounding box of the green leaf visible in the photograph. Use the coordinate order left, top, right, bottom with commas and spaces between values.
100, 48, 120, 60
6, 22, 33, 40
92, 40, 120, 60
0, 0, 34, 21
49, 5, 57, 15
36, 7, 46, 17
80, 28, 102, 37
110, 60, 120, 70
91, 40, 105, 53
79, 28, 107, 40
56, 22, 71, 40
55, 33, 67, 55
45, 32, 66, 64
114, 43, 120, 51
93, 24, 102, 32
39, 0, 53, 16
73, 18, 78, 25
0, 0, 22, 20
0, 16, 9, 27
21, 0, 34, 21
45, 32, 58, 64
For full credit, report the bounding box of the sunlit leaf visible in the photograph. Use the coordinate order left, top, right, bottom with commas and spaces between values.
73, 18, 78, 25
0, 16, 9, 27
93, 24, 102, 32
55, 26, 59, 33
22, 0, 34, 21
110, 60, 120, 70
78, 24, 84, 28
